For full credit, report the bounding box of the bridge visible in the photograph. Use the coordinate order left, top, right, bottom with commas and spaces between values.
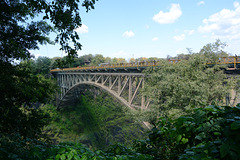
51, 56, 240, 109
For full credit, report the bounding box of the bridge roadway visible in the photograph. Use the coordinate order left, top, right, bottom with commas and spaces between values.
51, 56, 240, 109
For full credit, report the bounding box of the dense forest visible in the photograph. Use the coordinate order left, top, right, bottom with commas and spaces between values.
1, 0, 240, 159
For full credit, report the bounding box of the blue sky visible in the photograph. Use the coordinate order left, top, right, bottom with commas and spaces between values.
31, 0, 240, 60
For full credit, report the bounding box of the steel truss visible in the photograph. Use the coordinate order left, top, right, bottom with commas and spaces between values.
56, 72, 150, 109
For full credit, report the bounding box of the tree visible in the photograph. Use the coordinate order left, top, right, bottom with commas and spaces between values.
148, 57, 160, 61
81, 54, 93, 65
175, 53, 190, 60
50, 56, 62, 69
1, 0, 97, 64
0, 0, 97, 117
31, 56, 52, 76
200, 39, 228, 62
129, 58, 136, 63
69, 54, 94, 67
105, 56, 112, 63
136, 57, 147, 62
111, 57, 127, 64
142, 41, 234, 123
0, 0, 97, 158
91, 54, 105, 65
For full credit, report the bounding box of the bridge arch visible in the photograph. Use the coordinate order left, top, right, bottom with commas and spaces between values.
56, 73, 149, 110
59, 81, 135, 110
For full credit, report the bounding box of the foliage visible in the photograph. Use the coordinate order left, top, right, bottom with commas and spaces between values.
135, 57, 148, 62
1, 138, 153, 160
51, 54, 130, 68
0, 62, 56, 132
0, 62, 56, 159
0, 108, 51, 159
31, 56, 52, 76
199, 39, 229, 62
111, 57, 127, 64
42, 87, 147, 150
51, 54, 166, 69
26, 142, 153, 160
142, 40, 235, 121
1, 0, 97, 63
0, 0, 97, 159
91, 54, 105, 66
134, 105, 240, 160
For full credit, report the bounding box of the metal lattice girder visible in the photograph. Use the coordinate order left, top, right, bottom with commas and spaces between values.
55, 72, 149, 109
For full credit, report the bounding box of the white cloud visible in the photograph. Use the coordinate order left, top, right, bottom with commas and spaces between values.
152, 37, 159, 41
184, 29, 195, 35
74, 24, 88, 34
152, 4, 182, 24
173, 34, 185, 41
198, 2, 240, 40
122, 30, 135, 38
234, 1, 240, 8
197, 1, 205, 6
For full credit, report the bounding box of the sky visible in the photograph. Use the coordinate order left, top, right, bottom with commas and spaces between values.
31, 0, 240, 60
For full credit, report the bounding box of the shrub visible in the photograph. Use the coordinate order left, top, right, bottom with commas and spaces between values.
135, 105, 240, 160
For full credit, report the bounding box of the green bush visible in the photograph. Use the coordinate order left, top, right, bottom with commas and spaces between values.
134, 105, 240, 160
27, 142, 153, 160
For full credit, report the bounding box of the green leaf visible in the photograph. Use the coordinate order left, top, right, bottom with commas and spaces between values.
58, 148, 66, 154
182, 138, 189, 144
234, 116, 240, 120
195, 135, 202, 141
213, 132, 221, 136
74, 154, 81, 160
67, 151, 74, 160
72, 149, 78, 155
205, 105, 217, 112
80, 155, 88, 160
176, 134, 182, 143
186, 151, 195, 155
220, 144, 230, 158
55, 154, 61, 160
60, 154, 66, 160
231, 120, 240, 130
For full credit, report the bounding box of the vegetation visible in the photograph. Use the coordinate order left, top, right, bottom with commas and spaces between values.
141, 40, 238, 123
0, 0, 97, 159
30, 56, 52, 76
134, 105, 240, 160
50, 53, 155, 69
42, 88, 146, 150
28, 142, 154, 160
2, 104, 239, 160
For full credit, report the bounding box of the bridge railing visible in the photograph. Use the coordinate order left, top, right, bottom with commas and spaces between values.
50, 56, 240, 73
206, 56, 240, 69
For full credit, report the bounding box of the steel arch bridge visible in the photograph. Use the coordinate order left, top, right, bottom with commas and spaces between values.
54, 72, 150, 109
51, 56, 240, 109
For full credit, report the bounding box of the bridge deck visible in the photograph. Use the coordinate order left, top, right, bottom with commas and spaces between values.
50, 56, 240, 73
